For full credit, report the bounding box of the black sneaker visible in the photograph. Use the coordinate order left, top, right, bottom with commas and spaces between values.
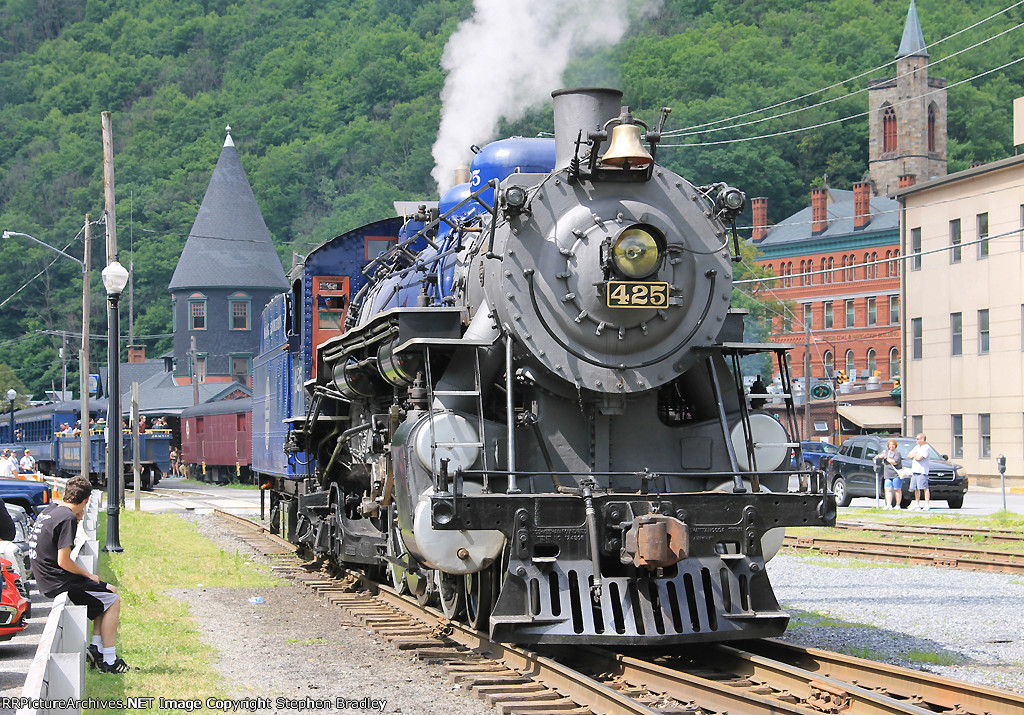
96, 657, 131, 674
86, 645, 101, 669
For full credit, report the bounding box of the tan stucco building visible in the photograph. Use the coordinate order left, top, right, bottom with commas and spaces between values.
896, 154, 1024, 484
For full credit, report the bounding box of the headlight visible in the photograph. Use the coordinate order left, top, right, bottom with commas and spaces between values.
612, 227, 662, 279
955, 466, 966, 478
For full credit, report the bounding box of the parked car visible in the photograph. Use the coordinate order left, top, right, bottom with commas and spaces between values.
793, 441, 839, 471
826, 435, 968, 508
0, 557, 29, 641
2, 504, 32, 581
0, 478, 51, 517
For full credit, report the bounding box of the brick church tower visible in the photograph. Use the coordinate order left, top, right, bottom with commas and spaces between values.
868, 0, 947, 195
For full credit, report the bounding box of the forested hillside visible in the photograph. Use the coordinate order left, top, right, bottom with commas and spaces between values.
0, 0, 1020, 399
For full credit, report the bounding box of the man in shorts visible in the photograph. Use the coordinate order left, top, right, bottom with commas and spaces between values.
906, 433, 931, 510
28, 475, 130, 673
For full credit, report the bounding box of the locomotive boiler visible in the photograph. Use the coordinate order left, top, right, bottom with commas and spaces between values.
261, 88, 836, 646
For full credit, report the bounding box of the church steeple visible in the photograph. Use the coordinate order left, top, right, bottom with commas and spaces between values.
896, 0, 928, 58
867, 1, 947, 195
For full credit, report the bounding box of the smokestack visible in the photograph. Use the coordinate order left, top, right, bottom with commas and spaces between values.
127, 345, 146, 363
751, 197, 768, 241
811, 188, 828, 234
898, 174, 917, 188
853, 182, 871, 229
551, 87, 623, 170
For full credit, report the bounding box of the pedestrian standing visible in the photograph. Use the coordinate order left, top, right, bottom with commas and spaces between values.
906, 433, 932, 510
874, 439, 903, 509
19, 448, 36, 474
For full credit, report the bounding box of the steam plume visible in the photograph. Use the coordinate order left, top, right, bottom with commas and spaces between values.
431, 0, 663, 192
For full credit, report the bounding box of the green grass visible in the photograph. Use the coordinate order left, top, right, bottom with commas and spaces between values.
907, 648, 961, 666
84, 511, 281, 713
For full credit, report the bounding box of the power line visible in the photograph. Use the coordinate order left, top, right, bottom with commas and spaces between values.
663, 19, 1024, 139
665, 0, 1024, 135
660, 56, 1024, 148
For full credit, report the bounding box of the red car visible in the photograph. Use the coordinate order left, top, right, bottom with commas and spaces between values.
0, 557, 29, 641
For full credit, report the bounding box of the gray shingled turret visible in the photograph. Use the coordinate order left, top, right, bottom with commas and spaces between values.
896, 0, 928, 58
168, 130, 288, 291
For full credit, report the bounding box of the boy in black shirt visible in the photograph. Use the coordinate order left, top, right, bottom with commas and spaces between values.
28, 475, 130, 673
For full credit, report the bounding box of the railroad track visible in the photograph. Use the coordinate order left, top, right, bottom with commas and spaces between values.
784, 532, 1024, 574
214, 510, 1024, 715
836, 519, 1024, 544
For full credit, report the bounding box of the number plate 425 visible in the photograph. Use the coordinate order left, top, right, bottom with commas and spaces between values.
606, 281, 669, 308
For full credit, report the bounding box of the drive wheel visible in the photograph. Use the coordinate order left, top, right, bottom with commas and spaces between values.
386, 510, 409, 595
436, 572, 465, 619
465, 563, 498, 632
832, 476, 851, 507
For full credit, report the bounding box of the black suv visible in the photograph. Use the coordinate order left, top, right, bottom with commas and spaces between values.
826, 436, 969, 509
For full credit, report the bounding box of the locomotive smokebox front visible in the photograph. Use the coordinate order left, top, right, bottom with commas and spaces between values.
479, 88, 735, 396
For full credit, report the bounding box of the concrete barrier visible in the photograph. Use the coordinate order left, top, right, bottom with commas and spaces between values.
16, 490, 101, 715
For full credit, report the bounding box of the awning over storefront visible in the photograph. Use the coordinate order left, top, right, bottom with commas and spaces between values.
837, 404, 902, 430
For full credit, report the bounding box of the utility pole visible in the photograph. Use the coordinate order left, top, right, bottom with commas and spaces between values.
804, 325, 812, 442
190, 336, 200, 406
80, 215, 91, 481
102, 110, 124, 552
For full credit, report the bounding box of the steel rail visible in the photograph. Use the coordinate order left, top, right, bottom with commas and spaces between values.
835, 519, 1024, 544
744, 638, 1024, 715
784, 534, 1024, 574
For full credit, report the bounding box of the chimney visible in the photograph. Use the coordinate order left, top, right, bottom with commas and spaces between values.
127, 345, 146, 363
811, 188, 828, 234
853, 182, 871, 229
898, 174, 917, 188
751, 197, 768, 241
550, 87, 623, 170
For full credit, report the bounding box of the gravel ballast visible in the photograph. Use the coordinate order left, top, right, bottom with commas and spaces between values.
767, 552, 1024, 693
179, 514, 1024, 712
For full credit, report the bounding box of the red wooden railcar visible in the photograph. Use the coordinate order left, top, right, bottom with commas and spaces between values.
180, 398, 252, 483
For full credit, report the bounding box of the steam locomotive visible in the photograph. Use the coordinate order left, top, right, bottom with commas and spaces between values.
254, 88, 836, 645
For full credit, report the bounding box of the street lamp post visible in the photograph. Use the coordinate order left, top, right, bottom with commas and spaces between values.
6, 389, 14, 443
102, 260, 129, 553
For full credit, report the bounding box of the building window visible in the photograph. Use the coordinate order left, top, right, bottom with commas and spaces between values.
845, 299, 855, 328
977, 213, 989, 258
828, 256, 835, 282
911, 228, 921, 270
171, 298, 176, 332
803, 303, 813, 330
867, 297, 877, 326
189, 294, 207, 331
820, 258, 828, 283
928, 104, 937, 152
866, 348, 877, 377
912, 415, 923, 437
229, 293, 251, 331
951, 415, 963, 458
889, 347, 899, 379
868, 252, 878, 279
950, 219, 961, 263
783, 314, 792, 332
194, 355, 207, 383
882, 105, 897, 153
893, 249, 900, 276
823, 350, 834, 377
951, 312, 962, 355
845, 349, 855, 376
979, 413, 991, 458
231, 356, 250, 385
824, 302, 833, 329
979, 309, 989, 354
912, 317, 922, 359
889, 295, 899, 325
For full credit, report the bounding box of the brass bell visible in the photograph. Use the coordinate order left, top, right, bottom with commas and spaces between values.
601, 123, 653, 167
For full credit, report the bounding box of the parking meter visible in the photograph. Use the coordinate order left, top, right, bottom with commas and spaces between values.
997, 454, 1007, 511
